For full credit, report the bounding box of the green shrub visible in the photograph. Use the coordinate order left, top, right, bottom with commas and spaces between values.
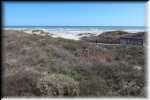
36, 74, 79, 97
62, 71, 82, 81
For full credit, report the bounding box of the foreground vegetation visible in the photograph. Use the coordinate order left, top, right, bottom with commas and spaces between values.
2, 30, 146, 97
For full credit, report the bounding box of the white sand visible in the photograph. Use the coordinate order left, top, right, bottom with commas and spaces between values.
4, 28, 145, 40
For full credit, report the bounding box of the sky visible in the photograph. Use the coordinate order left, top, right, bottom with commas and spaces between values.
3, 2, 146, 26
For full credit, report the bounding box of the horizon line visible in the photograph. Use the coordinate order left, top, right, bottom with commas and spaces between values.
4, 25, 146, 27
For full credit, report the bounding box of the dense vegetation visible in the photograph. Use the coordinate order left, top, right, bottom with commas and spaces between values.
2, 30, 146, 97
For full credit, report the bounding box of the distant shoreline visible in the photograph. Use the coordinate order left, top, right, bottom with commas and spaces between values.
3, 28, 146, 40
3, 26, 146, 30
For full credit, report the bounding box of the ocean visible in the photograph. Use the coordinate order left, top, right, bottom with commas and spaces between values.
4, 26, 146, 31
4, 26, 146, 40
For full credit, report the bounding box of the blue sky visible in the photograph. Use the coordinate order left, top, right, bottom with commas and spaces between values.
3, 2, 146, 26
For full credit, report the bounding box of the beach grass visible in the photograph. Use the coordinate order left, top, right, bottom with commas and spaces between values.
2, 30, 146, 97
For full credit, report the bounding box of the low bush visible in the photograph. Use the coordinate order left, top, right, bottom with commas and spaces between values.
36, 74, 79, 97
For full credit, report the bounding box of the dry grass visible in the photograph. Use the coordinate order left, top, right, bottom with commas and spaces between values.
2, 30, 146, 97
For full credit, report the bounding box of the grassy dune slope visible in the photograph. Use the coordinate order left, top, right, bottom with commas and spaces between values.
81, 31, 145, 44
2, 30, 146, 97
